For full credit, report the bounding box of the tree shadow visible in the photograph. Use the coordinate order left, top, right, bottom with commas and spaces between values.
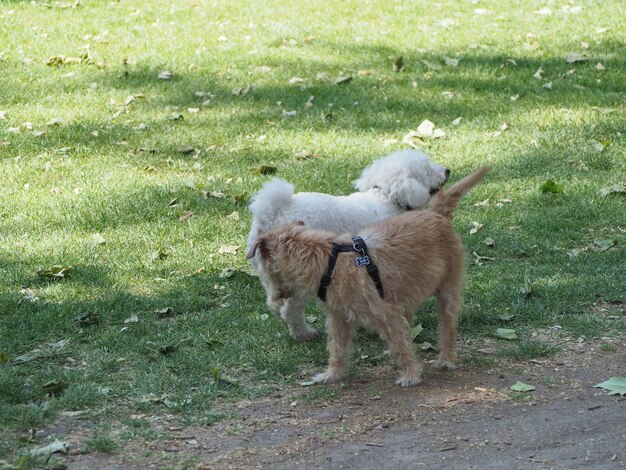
1, 30, 624, 377
3, 37, 623, 156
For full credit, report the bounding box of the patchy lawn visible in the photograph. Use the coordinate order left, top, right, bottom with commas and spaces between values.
1, 0, 624, 466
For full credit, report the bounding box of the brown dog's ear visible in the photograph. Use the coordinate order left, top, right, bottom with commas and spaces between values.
246, 240, 261, 259
246, 238, 270, 259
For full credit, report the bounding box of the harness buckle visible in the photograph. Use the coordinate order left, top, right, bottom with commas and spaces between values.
351, 237, 366, 257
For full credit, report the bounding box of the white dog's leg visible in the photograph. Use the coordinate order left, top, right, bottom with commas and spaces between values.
280, 295, 317, 341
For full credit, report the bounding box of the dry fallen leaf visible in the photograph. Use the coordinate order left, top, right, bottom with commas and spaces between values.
474, 199, 489, 207
178, 210, 194, 222
124, 95, 136, 105
438, 18, 456, 27
591, 107, 616, 115
412, 119, 446, 139
492, 122, 509, 137
587, 140, 610, 153
562, 5, 583, 14
195, 91, 214, 99
565, 53, 589, 64
598, 183, 626, 197
232, 85, 253, 96
29, 439, 69, 458
472, 251, 495, 265
252, 165, 277, 175
92, 233, 106, 245
594, 238, 616, 252
178, 146, 196, 155
47, 118, 64, 126
420, 59, 441, 70
534, 7, 552, 15
402, 131, 424, 149
294, 150, 320, 160
334, 76, 353, 85
20, 288, 39, 303
219, 245, 239, 255
469, 222, 483, 234
46, 54, 90, 67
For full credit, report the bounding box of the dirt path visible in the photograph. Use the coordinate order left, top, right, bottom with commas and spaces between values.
59, 342, 626, 469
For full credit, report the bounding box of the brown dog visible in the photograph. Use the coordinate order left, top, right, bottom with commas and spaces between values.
247, 167, 488, 386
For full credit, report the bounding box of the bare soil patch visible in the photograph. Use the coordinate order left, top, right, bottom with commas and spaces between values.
35, 341, 626, 469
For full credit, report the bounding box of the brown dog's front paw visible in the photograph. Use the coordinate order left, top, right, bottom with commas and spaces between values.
312, 369, 343, 384
396, 372, 422, 387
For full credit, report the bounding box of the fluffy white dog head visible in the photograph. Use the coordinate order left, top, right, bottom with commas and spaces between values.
354, 149, 450, 209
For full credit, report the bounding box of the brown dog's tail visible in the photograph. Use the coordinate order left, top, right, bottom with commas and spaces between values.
427, 167, 489, 220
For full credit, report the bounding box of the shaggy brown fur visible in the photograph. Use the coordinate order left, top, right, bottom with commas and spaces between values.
248, 167, 489, 386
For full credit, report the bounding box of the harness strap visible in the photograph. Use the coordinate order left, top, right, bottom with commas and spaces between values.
317, 243, 354, 302
317, 236, 385, 302
366, 260, 385, 299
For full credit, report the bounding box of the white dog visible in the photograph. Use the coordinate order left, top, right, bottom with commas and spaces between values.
246, 149, 450, 341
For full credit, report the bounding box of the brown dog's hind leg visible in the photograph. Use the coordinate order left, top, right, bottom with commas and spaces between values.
434, 273, 462, 370
374, 302, 422, 387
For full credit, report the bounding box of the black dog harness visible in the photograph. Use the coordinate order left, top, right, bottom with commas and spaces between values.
317, 236, 385, 302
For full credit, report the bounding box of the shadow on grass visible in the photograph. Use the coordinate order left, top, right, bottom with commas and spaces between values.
2, 32, 624, 390
3, 39, 624, 156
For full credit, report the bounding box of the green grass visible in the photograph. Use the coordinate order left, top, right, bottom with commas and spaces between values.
299, 386, 342, 404
495, 340, 560, 361
1, 0, 625, 459
85, 433, 119, 454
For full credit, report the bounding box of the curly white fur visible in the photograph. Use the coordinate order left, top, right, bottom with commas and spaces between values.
246, 149, 449, 340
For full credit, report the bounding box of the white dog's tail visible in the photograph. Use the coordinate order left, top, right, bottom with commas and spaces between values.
249, 178, 295, 228
428, 167, 489, 220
